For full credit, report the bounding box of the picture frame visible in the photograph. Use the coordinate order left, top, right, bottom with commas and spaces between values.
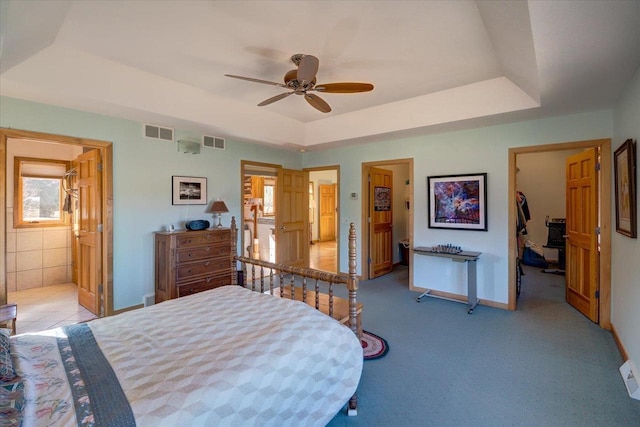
427, 173, 487, 231
172, 176, 207, 205
614, 139, 637, 238
374, 186, 392, 211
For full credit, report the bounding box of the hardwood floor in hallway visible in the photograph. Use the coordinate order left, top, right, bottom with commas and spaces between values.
310, 240, 337, 273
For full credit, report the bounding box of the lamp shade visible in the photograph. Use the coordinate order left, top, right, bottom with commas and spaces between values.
205, 200, 229, 214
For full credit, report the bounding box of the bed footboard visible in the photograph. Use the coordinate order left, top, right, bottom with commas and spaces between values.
230, 217, 360, 416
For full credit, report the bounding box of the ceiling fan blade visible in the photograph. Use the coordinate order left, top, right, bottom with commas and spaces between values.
304, 93, 331, 113
314, 82, 374, 93
258, 92, 293, 106
297, 55, 319, 84
225, 74, 286, 88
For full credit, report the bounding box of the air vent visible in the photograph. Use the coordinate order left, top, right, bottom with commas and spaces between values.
144, 124, 174, 141
143, 294, 155, 307
203, 135, 225, 150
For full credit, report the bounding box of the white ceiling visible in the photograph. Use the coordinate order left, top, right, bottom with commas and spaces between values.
1, 1, 639, 150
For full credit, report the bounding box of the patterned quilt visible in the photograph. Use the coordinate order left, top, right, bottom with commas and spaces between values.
10, 286, 363, 426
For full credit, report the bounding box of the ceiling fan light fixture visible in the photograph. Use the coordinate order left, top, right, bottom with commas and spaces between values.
225, 53, 373, 113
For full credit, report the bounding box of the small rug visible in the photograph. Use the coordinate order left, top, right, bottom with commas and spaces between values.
361, 330, 389, 360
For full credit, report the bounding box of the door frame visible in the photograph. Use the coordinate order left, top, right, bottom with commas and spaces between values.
240, 160, 280, 262
0, 128, 114, 316
508, 138, 611, 329
361, 158, 414, 281
305, 165, 340, 270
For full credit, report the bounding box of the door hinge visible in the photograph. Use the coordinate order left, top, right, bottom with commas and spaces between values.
97, 224, 103, 232
595, 162, 601, 171
368, 175, 371, 183
595, 290, 600, 299
97, 162, 103, 172
595, 226, 601, 235
368, 257, 372, 264
98, 284, 103, 294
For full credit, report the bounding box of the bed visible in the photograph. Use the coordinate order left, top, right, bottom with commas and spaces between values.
2, 222, 363, 426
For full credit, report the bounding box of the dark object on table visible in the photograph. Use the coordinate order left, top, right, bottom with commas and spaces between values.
186, 220, 210, 230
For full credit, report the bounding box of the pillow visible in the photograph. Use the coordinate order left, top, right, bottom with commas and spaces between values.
0, 328, 17, 383
0, 380, 24, 424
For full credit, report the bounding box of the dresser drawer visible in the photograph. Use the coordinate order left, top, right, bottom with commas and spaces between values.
177, 275, 231, 297
176, 244, 229, 263
155, 228, 233, 303
176, 257, 231, 281
176, 230, 230, 248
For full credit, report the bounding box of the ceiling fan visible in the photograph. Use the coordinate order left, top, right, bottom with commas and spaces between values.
225, 54, 374, 113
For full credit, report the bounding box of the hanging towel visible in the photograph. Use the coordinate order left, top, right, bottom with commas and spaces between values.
63, 194, 72, 214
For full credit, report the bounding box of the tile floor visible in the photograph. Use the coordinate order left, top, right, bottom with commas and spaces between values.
7, 283, 97, 335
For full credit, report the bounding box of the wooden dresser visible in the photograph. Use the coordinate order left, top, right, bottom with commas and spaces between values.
154, 228, 234, 303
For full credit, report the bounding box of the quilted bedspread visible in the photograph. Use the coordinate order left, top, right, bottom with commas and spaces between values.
10, 286, 363, 426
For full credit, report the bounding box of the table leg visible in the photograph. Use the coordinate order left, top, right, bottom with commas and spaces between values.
467, 260, 479, 314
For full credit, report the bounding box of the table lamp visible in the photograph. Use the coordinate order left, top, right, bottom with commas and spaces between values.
206, 200, 229, 228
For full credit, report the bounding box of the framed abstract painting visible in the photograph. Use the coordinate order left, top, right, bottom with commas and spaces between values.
427, 173, 487, 231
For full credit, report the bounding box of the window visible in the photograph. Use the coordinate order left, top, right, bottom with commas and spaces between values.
263, 179, 275, 215
14, 157, 71, 228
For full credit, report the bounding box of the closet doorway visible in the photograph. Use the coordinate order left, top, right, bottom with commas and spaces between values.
0, 128, 114, 317
361, 158, 413, 282
509, 139, 611, 328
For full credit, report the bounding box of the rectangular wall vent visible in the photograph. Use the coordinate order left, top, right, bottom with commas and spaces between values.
144, 124, 174, 141
203, 135, 225, 150
620, 359, 640, 400
143, 294, 155, 307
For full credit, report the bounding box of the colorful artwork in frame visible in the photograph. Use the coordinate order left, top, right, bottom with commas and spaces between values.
374, 186, 391, 211
172, 176, 207, 205
428, 173, 487, 231
614, 139, 637, 238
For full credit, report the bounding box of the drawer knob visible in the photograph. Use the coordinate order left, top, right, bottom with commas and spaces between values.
204, 261, 210, 266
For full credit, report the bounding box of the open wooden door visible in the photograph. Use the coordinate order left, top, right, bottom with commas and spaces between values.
77, 149, 102, 316
276, 168, 309, 268
319, 184, 336, 241
566, 148, 599, 322
369, 167, 393, 278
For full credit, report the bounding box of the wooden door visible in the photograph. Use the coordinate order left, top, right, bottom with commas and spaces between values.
71, 159, 79, 284
77, 149, 102, 316
566, 148, 599, 322
276, 168, 309, 268
319, 184, 336, 241
369, 167, 393, 278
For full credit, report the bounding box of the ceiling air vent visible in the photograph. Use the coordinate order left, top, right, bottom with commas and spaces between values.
203, 135, 225, 150
144, 124, 174, 141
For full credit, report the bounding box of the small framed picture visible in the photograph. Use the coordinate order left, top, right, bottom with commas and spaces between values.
172, 176, 207, 205
427, 173, 487, 231
614, 139, 637, 238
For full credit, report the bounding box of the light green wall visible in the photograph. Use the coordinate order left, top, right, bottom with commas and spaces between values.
304, 110, 613, 303
612, 65, 640, 367
0, 96, 302, 309
3, 88, 637, 373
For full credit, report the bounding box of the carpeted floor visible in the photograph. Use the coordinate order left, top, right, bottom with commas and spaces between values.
327, 265, 640, 426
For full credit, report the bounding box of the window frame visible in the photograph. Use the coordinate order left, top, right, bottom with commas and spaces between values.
13, 156, 71, 228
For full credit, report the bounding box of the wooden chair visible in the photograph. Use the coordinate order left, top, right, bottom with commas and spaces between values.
0, 303, 17, 335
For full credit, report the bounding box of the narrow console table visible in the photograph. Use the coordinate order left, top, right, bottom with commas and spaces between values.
413, 247, 481, 314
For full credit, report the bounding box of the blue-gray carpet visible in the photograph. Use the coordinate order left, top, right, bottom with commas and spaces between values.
328, 265, 640, 426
